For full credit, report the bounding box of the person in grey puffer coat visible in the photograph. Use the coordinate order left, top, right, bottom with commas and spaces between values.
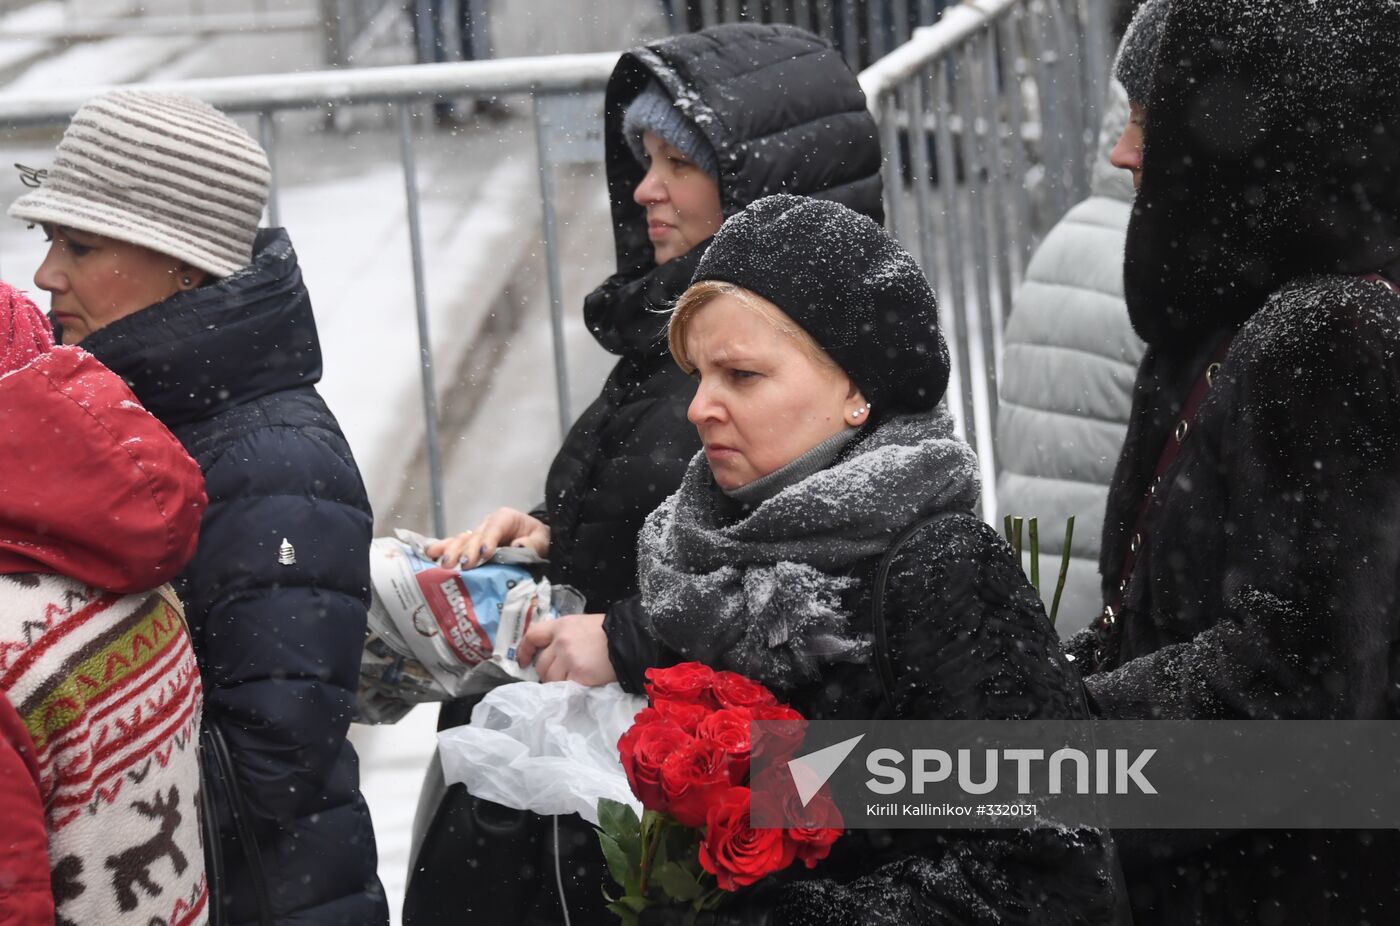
995, 2, 1163, 637
995, 84, 1142, 636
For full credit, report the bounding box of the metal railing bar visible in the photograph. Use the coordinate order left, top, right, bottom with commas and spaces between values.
864, 0, 881, 62
1026, 0, 1069, 225
257, 110, 281, 229
933, 61, 974, 453
892, 0, 913, 48
998, 8, 1033, 272
814, 0, 834, 49
1044, 0, 1088, 204
953, 35, 998, 478
839, 1, 857, 68
532, 94, 574, 440
699, 0, 718, 30
1079, 0, 1110, 143
905, 68, 968, 451
975, 30, 1014, 337
0, 52, 620, 126
396, 103, 447, 538
878, 90, 903, 244
904, 71, 939, 287
0, 10, 321, 41
858, 0, 1020, 107
793, 0, 813, 32
969, 33, 1009, 440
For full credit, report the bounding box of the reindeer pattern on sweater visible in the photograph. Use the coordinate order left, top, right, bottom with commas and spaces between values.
1, 574, 208, 926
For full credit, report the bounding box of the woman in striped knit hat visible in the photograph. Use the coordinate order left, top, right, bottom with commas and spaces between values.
9, 91, 388, 925
0, 281, 209, 925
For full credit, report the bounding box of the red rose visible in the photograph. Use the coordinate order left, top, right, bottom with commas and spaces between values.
780, 783, 843, 868
695, 708, 753, 784
652, 698, 710, 735
698, 787, 797, 891
748, 703, 807, 766
711, 671, 779, 711
659, 736, 733, 828
645, 662, 719, 707
618, 709, 694, 811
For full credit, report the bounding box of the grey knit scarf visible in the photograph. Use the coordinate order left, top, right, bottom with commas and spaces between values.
637, 406, 980, 692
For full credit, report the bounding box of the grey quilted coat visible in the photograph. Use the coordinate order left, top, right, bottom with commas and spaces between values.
995, 85, 1144, 636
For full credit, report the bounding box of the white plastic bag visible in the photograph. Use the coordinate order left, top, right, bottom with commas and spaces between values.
436, 681, 647, 825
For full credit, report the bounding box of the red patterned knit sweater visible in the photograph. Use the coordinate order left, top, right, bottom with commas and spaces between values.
1, 577, 207, 926
0, 288, 210, 926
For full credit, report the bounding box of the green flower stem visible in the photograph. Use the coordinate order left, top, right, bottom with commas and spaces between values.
639, 812, 666, 897
1029, 517, 1041, 592
1049, 516, 1076, 627
697, 886, 726, 911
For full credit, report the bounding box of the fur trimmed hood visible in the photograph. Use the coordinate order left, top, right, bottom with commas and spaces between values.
1124, 0, 1400, 347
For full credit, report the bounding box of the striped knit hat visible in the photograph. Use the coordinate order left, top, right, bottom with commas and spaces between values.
623, 81, 719, 180
8, 89, 271, 278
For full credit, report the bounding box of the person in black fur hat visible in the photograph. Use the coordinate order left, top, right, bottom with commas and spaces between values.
1067, 0, 1400, 922
1106, 0, 1167, 191
522, 195, 1121, 925
686, 193, 951, 417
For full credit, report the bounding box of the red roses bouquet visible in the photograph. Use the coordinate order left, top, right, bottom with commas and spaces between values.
596, 662, 842, 924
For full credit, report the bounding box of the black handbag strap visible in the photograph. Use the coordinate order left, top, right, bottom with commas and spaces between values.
871, 510, 965, 713
202, 723, 275, 926
201, 765, 228, 926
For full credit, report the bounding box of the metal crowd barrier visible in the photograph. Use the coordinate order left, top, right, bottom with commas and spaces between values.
665, 0, 954, 69
861, 0, 1110, 517
0, 0, 1108, 530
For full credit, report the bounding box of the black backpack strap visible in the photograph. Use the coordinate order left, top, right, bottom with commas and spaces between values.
871, 510, 966, 713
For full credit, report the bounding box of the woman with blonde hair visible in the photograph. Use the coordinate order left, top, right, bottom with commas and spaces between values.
527, 194, 1119, 924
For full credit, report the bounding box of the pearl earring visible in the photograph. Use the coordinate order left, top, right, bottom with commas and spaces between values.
181, 276, 193, 287
850, 401, 871, 419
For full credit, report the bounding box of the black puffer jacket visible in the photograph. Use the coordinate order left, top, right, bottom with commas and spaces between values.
1068, 1, 1400, 922
547, 21, 884, 612
407, 24, 884, 926
79, 229, 387, 926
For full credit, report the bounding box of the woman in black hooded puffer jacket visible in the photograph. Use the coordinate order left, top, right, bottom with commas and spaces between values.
405, 23, 883, 926
1068, 0, 1400, 922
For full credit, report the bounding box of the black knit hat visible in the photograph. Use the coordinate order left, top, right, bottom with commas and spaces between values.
1113, 0, 1169, 104
690, 194, 949, 414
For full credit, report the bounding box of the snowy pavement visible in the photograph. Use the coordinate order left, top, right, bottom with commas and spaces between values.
0, 0, 665, 920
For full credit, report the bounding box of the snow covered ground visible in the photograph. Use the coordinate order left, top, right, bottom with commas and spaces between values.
0, 0, 664, 920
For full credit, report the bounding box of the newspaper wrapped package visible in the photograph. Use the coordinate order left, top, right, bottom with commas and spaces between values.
436, 681, 647, 825
356, 529, 585, 723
